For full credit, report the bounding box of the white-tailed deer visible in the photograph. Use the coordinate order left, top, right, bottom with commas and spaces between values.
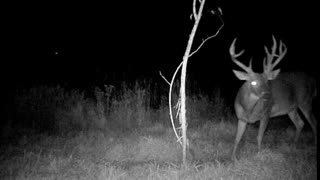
230, 36, 317, 159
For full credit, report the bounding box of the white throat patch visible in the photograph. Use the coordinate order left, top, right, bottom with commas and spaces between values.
249, 93, 260, 101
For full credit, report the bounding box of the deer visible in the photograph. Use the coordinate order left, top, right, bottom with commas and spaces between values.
229, 36, 317, 160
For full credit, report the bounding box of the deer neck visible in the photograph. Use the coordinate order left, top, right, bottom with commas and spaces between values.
237, 83, 272, 111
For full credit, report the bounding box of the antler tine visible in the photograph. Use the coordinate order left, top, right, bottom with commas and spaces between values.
263, 57, 268, 72
230, 38, 252, 73
263, 36, 287, 73
263, 36, 276, 71
230, 38, 245, 57
249, 58, 253, 69
263, 43, 273, 72
272, 40, 287, 69
271, 35, 277, 59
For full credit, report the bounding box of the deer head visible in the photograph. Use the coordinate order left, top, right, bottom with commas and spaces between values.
230, 36, 287, 102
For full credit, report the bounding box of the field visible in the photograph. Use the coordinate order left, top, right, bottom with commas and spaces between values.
0, 83, 317, 179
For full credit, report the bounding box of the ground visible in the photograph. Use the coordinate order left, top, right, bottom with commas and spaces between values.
0, 120, 316, 180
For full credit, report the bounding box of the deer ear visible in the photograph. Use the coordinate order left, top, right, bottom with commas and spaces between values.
233, 70, 250, 80
266, 69, 280, 80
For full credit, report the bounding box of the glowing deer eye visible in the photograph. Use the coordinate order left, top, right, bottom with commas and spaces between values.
251, 81, 257, 86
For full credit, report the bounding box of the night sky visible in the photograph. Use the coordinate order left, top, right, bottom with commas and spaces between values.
2, 0, 319, 93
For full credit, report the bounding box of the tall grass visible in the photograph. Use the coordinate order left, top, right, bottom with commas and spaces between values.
1, 81, 316, 179
12, 86, 85, 132
6, 80, 229, 138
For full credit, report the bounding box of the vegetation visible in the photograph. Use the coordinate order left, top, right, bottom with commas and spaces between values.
0, 81, 316, 179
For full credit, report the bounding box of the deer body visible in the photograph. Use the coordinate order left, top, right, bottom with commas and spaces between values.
230, 37, 317, 160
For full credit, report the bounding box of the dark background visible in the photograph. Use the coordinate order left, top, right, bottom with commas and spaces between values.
2, 0, 319, 103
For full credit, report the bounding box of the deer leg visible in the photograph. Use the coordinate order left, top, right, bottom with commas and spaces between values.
232, 120, 247, 160
288, 110, 304, 144
299, 105, 317, 144
257, 117, 269, 152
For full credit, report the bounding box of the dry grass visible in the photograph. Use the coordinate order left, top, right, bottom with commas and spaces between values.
2, 84, 316, 179
0, 121, 316, 180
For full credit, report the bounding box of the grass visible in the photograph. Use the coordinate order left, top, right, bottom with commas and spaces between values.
1, 83, 317, 179
0, 121, 317, 179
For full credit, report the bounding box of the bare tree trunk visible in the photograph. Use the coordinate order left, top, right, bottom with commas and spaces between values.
160, 0, 223, 166
180, 0, 207, 166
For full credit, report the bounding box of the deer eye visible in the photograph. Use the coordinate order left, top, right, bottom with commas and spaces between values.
251, 81, 257, 86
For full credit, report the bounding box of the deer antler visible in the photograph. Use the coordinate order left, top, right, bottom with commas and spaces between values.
263, 36, 287, 73
230, 38, 253, 73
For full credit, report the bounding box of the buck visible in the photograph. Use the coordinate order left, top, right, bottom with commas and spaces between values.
230, 36, 317, 159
